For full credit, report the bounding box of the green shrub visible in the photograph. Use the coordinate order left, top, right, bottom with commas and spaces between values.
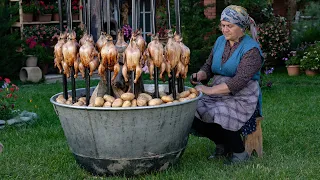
0, 0, 24, 78
229, 0, 273, 24
291, 2, 320, 49
180, 0, 220, 73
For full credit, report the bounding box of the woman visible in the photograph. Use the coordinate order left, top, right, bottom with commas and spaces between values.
190, 5, 263, 164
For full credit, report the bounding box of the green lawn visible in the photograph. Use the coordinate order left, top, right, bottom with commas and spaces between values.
1, 70, 320, 179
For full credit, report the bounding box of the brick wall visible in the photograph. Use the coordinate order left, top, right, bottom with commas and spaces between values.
204, 0, 217, 19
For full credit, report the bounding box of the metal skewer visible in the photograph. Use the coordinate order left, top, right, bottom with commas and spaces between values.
58, 0, 68, 100
151, 0, 159, 98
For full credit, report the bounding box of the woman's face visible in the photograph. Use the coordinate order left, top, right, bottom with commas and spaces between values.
220, 20, 244, 42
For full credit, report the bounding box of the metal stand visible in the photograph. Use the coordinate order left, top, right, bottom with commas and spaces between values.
71, 67, 76, 103
85, 68, 90, 105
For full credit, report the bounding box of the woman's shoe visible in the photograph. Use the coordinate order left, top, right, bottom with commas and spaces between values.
208, 144, 226, 159
224, 151, 249, 165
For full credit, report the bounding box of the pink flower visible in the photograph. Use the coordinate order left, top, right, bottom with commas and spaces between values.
4, 78, 11, 84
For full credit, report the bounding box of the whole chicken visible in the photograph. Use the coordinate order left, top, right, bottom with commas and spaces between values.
115, 29, 128, 64
174, 33, 190, 79
62, 31, 79, 78
164, 29, 184, 78
79, 30, 89, 46
98, 34, 120, 82
144, 33, 166, 80
79, 35, 99, 78
96, 31, 108, 52
54, 31, 67, 73
132, 29, 146, 58
122, 36, 142, 83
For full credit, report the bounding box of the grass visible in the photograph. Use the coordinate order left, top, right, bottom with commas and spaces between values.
1, 70, 320, 179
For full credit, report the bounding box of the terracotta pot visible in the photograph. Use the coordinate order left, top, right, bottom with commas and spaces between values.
72, 13, 79, 20
286, 65, 300, 76
305, 69, 318, 76
38, 14, 52, 22
23, 13, 33, 22
52, 13, 59, 21
26, 55, 38, 67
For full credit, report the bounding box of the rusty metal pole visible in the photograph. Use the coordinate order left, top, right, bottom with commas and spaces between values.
175, 0, 184, 93
131, 0, 136, 95
58, 0, 68, 100
151, 0, 159, 98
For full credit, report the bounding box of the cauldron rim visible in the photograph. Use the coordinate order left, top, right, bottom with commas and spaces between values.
50, 85, 202, 111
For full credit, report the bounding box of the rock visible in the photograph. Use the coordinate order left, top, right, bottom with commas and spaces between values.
0, 120, 5, 125
0, 125, 5, 129
20, 116, 32, 122
7, 118, 22, 125
0, 143, 3, 153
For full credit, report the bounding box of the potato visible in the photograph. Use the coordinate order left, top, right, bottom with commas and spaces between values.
122, 100, 132, 107
159, 91, 167, 98
73, 101, 84, 106
112, 98, 123, 107
137, 98, 147, 106
189, 88, 199, 95
121, 93, 135, 101
173, 100, 179, 103
148, 98, 163, 106
94, 97, 105, 107
138, 93, 152, 101
88, 103, 94, 107
179, 98, 189, 102
56, 98, 66, 104
166, 101, 173, 104
131, 99, 137, 107
161, 95, 174, 103
103, 101, 112, 107
78, 97, 86, 104
103, 94, 115, 103
67, 97, 72, 102
57, 94, 64, 100
179, 90, 191, 98
188, 93, 197, 99
65, 100, 72, 105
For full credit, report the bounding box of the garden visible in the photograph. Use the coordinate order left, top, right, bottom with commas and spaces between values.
1, 0, 320, 179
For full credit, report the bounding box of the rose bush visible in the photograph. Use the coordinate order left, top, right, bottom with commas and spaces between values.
0, 77, 19, 120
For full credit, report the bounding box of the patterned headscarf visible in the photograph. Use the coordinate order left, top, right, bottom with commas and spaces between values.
220, 5, 259, 42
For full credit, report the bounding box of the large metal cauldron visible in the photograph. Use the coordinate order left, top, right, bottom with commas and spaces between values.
50, 84, 202, 176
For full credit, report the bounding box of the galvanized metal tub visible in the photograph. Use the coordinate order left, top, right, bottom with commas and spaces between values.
50, 84, 202, 176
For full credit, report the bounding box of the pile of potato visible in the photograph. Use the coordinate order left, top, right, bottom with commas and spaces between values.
55, 87, 199, 107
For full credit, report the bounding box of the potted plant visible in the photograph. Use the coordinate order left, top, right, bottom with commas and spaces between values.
52, 2, 60, 21
300, 42, 320, 76
284, 51, 300, 76
71, 0, 81, 20
22, 1, 37, 22
37, 1, 53, 22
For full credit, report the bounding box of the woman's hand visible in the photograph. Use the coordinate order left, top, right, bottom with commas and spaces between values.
190, 71, 207, 86
195, 85, 210, 95
195, 83, 231, 95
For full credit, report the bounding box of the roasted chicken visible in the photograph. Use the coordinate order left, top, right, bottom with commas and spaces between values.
164, 30, 184, 78
96, 31, 108, 52
62, 31, 80, 78
174, 33, 190, 79
132, 29, 146, 59
144, 33, 166, 80
79, 30, 89, 46
54, 31, 67, 73
122, 36, 142, 83
98, 34, 120, 82
79, 35, 100, 78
